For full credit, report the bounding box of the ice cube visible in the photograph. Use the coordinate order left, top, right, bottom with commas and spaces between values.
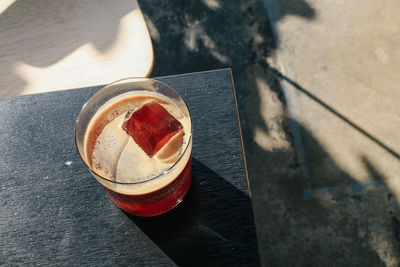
122, 102, 183, 157
115, 138, 145, 182
92, 114, 129, 178
115, 138, 168, 183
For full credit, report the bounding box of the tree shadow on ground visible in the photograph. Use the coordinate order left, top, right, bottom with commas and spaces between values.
138, 0, 400, 266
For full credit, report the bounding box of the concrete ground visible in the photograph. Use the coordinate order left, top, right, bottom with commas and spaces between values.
139, 0, 400, 266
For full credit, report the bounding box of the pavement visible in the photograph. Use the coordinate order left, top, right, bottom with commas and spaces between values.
139, 0, 400, 266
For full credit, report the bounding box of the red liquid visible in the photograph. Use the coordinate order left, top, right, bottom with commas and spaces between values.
103, 157, 192, 216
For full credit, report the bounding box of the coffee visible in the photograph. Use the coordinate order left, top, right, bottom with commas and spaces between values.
81, 89, 192, 216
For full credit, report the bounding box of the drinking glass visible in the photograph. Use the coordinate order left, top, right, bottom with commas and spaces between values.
75, 78, 192, 216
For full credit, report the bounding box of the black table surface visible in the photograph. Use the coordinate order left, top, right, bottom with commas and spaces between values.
0, 69, 259, 266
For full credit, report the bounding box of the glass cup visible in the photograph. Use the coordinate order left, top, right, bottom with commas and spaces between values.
75, 78, 192, 217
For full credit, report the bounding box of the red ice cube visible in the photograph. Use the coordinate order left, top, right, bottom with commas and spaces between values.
122, 102, 183, 157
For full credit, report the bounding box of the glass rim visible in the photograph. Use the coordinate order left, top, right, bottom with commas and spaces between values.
75, 77, 193, 185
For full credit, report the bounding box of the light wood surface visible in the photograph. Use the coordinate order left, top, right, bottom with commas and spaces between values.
0, 0, 153, 98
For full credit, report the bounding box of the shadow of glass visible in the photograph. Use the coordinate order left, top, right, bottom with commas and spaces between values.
127, 158, 259, 266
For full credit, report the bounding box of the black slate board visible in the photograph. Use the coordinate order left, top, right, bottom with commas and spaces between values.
0, 69, 259, 266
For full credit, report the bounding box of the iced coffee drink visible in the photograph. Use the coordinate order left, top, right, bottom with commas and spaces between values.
75, 78, 192, 216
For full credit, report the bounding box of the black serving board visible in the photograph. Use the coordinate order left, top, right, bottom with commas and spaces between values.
0, 69, 259, 266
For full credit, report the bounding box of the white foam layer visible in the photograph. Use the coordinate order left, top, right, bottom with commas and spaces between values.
85, 91, 191, 192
